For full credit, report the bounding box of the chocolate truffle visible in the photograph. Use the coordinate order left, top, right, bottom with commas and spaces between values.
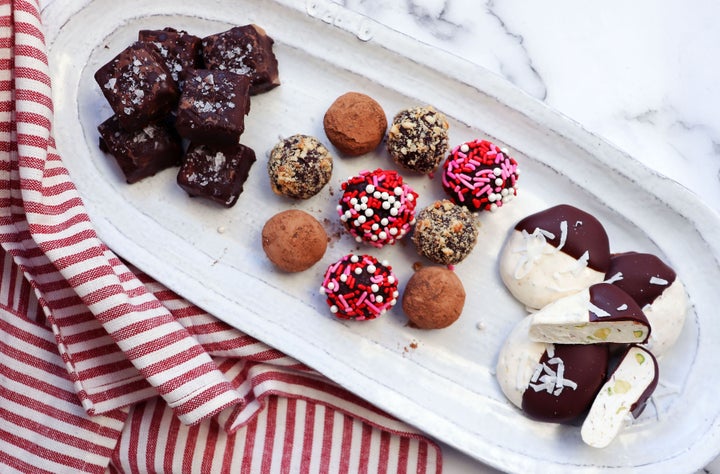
412, 200, 479, 265
499, 204, 611, 310
386, 105, 449, 173
402, 266, 465, 329
337, 169, 418, 248
267, 134, 333, 199
496, 316, 609, 424
94, 41, 179, 131
174, 69, 251, 146
262, 210, 328, 272
176, 142, 256, 207
323, 92, 387, 156
606, 252, 688, 356
441, 139, 519, 212
320, 254, 399, 320
97, 114, 182, 184
202, 24, 280, 95
138, 27, 203, 83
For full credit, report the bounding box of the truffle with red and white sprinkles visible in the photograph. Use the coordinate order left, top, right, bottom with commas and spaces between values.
319, 254, 399, 320
337, 168, 418, 248
441, 139, 519, 212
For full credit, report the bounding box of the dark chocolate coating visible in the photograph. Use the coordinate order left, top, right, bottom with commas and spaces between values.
626, 346, 659, 418
522, 344, 609, 424
177, 142, 256, 207
202, 24, 280, 95
138, 28, 203, 83
174, 69, 251, 146
587, 283, 650, 341
97, 115, 182, 184
606, 252, 677, 308
514, 204, 610, 272
94, 41, 179, 131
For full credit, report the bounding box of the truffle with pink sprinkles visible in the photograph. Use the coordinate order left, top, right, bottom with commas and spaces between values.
337, 168, 418, 248
441, 139, 520, 212
319, 254, 399, 320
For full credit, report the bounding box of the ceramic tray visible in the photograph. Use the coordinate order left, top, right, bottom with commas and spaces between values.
44, 0, 720, 471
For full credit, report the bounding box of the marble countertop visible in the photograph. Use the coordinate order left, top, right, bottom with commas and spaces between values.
329, 0, 720, 472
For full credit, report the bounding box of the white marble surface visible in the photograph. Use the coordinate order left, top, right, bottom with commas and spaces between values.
328, 0, 720, 472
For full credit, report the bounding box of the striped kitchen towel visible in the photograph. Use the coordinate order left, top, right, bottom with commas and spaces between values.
0, 0, 441, 472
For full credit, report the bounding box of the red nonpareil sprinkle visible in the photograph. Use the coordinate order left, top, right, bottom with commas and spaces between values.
441, 139, 520, 212
319, 254, 399, 320
337, 168, 418, 248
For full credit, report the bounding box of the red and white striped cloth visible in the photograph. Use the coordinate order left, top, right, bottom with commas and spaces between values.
0, 0, 442, 472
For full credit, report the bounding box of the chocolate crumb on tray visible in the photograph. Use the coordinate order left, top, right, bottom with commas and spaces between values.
97, 115, 183, 184
202, 24, 280, 95
177, 142, 256, 207
94, 41, 179, 131
174, 69, 251, 146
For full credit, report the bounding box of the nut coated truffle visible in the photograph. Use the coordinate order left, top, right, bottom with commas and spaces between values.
386, 105, 449, 173
323, 92, 387, 156
262, 210, 328, 272
268, 134, 333, 199
319, 253, 399, 320
402, 266, 466, 329
412, 200, 479, 265
337, 168, 418, 248
442, 139, 519, 212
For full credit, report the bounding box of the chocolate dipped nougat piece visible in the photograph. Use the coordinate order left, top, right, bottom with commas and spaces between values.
97, 115, 182, 184
606, 252, 689, 356
138, 27, 203, 83
201, 24, 280, 95
177, 142, 256, 207
528, 283, 651, 345
174, 69, 251, 146
496, 316, 609, 424
94, 41, 179, 131
499, 204, 611, 310
581, 345, 659, 448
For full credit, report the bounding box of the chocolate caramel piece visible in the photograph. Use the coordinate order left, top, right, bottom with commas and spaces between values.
177, 142, 256, 207
97, 115, 182, 184
94, 41, 179, 131
138, 27, 203, 83
174, 69, 251, 146
202, 24, 280, 95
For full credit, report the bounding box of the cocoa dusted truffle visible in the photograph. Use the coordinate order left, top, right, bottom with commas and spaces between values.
402, 266, 466, 329
337, 169, 418, 248
97, 115, 182, 184
267, 134, 333, 199
262, 210, 328, 272
323, 92, 387, 156
386, 105, 449, 174
94, 41, 179, 131
319, 254, 399, 320
176, 142, 256, 207
202, 24, 280, 95
412, 200, 479, 265
441, 139, 519, 212
174, 69, 251, 146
